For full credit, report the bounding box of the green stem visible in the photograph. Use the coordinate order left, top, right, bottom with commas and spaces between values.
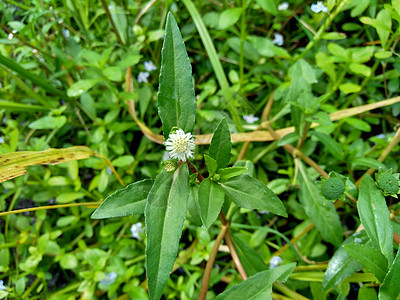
239, 0, 246, 93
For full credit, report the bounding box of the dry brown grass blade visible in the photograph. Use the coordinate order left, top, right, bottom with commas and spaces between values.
0, 146, 95, 183
132, 95, 400, 145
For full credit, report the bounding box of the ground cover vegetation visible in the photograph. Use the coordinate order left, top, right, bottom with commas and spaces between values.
1, 0, 400, 299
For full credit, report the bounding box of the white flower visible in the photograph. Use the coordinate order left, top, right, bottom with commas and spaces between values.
100, 272, 117, 285
130, 222, 143, 239
0, 280, 6, 290
278, 2, 289, 10
8, 33, 13, 40
164, 129, 195, 162
144, 61, 157, 72
272, 33, 284, 46
0, 137, 4, 144
137, 72, 149, 83
243, 114, 259, 124
311, 2, 328, 13
269, 256, 282, 269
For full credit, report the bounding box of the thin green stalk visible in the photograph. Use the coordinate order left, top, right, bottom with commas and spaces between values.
5, 188, 22, 241
101, 0, 124, 45
3, 0, 30, 10
239, 0, 246, 93
182, 0, 243, 132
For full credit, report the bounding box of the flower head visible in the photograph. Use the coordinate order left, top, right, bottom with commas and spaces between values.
165, 129, 195, 162
243, 114, 259, 124
0, 280, 6, 290
311, 2, 328, 13
272, 33, 284, 46
100, 272, 117, 285
278, 2, 289, 11
137, 72, 149, 83
269, 256, 282, 269
130, 222, 143, 239
144, 61, 157, 72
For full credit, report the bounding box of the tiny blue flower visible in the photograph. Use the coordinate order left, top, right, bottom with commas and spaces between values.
130, 222, 143, 239
272, 33, 284, 46
311, 2, 328, 13
137, 72, 150, 83
243, 114, 259, 124
100, 272, 117, 285
63, 29, 70, 38
278, 2, 289, 10
0, 137, 4, 144
269, 256, 282, 269
106, 167, 112, 175
144, 61, 157, 72
0, 280, 6, 290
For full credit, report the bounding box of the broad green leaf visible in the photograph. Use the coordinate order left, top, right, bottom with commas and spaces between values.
393, 0, 400, 17
358, 175, 393, 265
215, 263, 296, 300
351, 157, 387, 170
209, 118, 231, 169
322, 231, 368, 291
158, 12, 196, 138
376, 9, 391, 48
277, 132, 299, 146
218, 167, 247, 181
358, 285, 378, 300
306, 111, 333, 126
220, 174, 287, 217
232, 234, 268, 276
379, 248, 400, 300
256, 0, 277, 15
218, 8, 242, 30
344, 118, 371, 132
375, 51, 393, 59
349, 63, 371, 77
298, 163, 342, 246
198, 178, 225, 228
91, 179, 153, 219
29, 116, 67, 130
67, 79, 101, 97
342, 244, 388, 282
204, 154, 218, 176
312, 131, 344, 160
339, 83, 362, 94
145, 165, 189, 300
187, 185, 202, 227
234, 160, 255, 177
103, 66, 122, 82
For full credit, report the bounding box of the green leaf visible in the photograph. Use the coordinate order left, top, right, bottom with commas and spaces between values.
204, 154, 218, 176
218, 167, 248, 181
218, 8, 242, 30
234, 160, 255, 177
231, 234, 268, 276
91, 179, 153, 219
145, 165, 189, 300
351, 157, 387, 170
187, 185, 202, 227
277, 132, 299, 146
344, 118, 371, 132
322, 231, 368, 291
343, 244, 388, 282
198, 178, 225, 228
358, 175, 393, 265
67, 79, 101, 97
339, 83, 362, 94
298, 163, 342, 246
256, 0, 277, 15
349, 63, 372, 77
376, 9, 391, 48
209, 118, 232, 169
215, 263, 296, 300
379, 248, 400, 300
312, 131, 344, 160
158, 12, 196, 139
103, 66, 122, 82
220, 175, 287, 217
29, 116, 67, 130
306, 111, 333, 126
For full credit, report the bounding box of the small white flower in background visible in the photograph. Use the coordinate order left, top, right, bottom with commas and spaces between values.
165, 129, 195, 162
243, 114, 259, 124
272, 33, 284, 46
0, 137, 4, 144
269, 256, 282, 269
100, 272, 117, 285
130, 222, 143, 239
0, 280, 6, 290
137, 72, 150, 83
278, 2, 289, 10
8, 33, 13, 40
144, 61, 157, 72
63, 29, 70, 38
311, 1, 328, 13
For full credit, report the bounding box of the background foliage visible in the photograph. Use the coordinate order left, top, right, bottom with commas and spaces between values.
1, 0, 400, 299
